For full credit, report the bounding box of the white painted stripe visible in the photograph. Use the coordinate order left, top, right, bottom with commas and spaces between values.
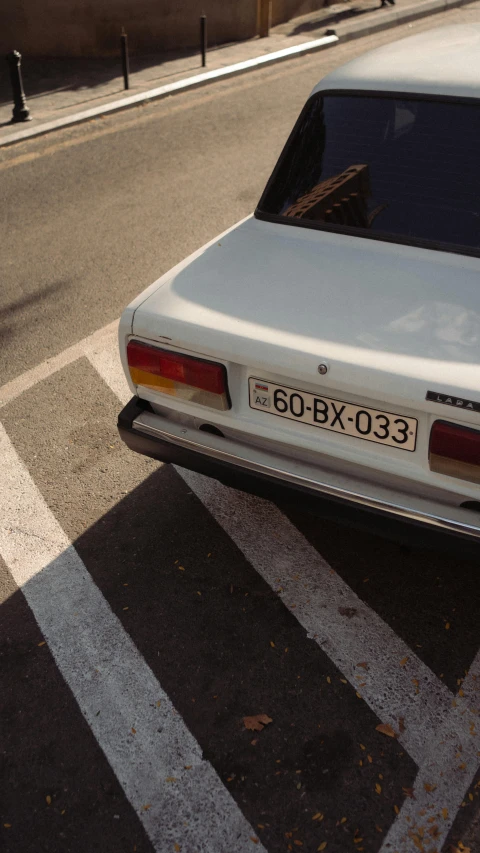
0, 422, 265, 853
380, 656, 480, 853
0, 320, 118, 409
87, 334, 131, 405
460, 646, 480, 711
0, 35, 338, 148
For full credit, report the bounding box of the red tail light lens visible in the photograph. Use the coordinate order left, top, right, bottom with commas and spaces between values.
127, 340, 230, 411
429, 420, 480, 484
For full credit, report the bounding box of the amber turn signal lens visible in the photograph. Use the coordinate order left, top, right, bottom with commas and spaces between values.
429, 420, 480, 484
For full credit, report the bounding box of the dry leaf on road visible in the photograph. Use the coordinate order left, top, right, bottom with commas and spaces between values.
375, 723, 397, 738
402, 787, 415, 799
243, 714, 273, 732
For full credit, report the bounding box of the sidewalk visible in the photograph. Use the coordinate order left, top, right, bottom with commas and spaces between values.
0, 0, 476, 145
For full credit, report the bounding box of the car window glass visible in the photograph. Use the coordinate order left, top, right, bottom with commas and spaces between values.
257, 94, 480, 255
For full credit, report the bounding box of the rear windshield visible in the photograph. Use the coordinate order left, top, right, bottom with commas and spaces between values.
256, 94, 480, 255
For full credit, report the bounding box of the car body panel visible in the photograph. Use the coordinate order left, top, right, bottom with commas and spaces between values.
129, 216, 480, 408
312, 24, 480, 99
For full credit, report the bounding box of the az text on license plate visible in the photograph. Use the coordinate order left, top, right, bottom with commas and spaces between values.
249, 379, 417, 451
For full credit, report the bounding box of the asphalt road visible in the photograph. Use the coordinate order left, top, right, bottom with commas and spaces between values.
1, 6, 480, 853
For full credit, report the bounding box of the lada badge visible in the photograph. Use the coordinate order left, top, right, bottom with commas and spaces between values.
426, 391, 480, 413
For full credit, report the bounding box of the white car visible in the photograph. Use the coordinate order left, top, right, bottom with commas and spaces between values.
118, 24, 480, 548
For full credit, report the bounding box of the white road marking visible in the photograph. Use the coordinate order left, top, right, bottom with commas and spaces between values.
87, 333, 131, 404
2, 330, 480, 851
380, 680, 480, 851
0, 320, 119, 409
380, 650, 480, 852
0, 422, 265, 853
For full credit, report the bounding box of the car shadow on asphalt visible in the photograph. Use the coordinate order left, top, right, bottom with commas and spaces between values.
69, 458, 480, 849
65, 460, 419, 852
2, 456, 480, 851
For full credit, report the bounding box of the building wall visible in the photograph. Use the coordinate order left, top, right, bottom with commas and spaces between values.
1, 0, 327, 58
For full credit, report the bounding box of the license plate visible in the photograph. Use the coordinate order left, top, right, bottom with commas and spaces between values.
249, 378, 417, 452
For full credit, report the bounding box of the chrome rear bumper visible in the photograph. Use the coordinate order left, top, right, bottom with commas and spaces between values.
118, 397, 480, 546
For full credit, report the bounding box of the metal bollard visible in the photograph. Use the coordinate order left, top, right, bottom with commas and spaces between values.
121, 29, 129, 90
200, 13, 207, 67
258, 0, 272, 38
6, 50, 31, 123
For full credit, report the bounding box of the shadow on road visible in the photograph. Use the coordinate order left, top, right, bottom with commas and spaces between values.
2, 452, 479, 850
287, 2, 379, 36
0, 48, 200, 107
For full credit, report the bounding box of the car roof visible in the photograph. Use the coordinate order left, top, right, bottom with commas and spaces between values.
312, 24, 480, 99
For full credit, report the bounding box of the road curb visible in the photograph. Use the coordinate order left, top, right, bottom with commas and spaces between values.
1, 0, 477, 148
0, 35, 337, 148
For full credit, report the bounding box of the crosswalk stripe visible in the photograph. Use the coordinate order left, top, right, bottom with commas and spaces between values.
0, 421, 265, 853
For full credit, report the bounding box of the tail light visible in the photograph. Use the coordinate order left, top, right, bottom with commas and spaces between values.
429, 420, 480, 484
127, 340, 231, 411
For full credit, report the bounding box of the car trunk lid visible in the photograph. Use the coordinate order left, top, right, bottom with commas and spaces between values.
131, 217, 480, 414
